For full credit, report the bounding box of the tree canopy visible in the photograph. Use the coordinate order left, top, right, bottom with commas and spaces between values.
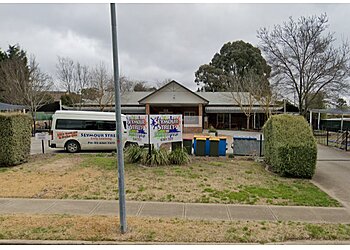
195, 40, 271, 92
257, 13, 350, 116
336, 98, 348, 110
0, 45, 30, 104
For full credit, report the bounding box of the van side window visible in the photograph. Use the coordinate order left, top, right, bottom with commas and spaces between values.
97, 121, 116, 131
56, 119, 85, 130
84, 120, 98, 130
56, 119, 118, 131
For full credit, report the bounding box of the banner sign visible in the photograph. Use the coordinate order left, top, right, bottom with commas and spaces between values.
126, 115, 149, 144
149, 114, 182, 144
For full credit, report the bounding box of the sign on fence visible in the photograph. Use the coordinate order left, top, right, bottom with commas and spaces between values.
35, 132, 50, 141
126, 115, 149, 144
149, 114, 182, 144
35, 132, 50, 154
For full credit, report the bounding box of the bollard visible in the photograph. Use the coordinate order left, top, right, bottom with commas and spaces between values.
346, 129, 348, 151
259, 134, 262, 157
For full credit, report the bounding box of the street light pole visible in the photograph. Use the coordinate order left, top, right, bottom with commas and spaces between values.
110, 3, 127, 234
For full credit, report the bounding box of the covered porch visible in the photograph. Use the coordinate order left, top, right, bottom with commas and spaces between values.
139, 81, 209, 133
205, 106, 268, 130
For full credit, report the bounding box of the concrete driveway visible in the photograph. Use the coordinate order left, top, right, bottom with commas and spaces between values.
313, 145, 350, 208
30, 137, 63, 155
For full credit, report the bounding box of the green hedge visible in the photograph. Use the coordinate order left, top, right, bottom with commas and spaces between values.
0, 113, 31, 167
263, 114, 317, 179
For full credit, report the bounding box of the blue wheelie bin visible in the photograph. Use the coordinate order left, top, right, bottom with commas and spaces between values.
218, 136, 227, 156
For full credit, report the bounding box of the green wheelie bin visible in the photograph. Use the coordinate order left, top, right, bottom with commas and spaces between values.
195, 137, 206, 156
209, 137, 220, 157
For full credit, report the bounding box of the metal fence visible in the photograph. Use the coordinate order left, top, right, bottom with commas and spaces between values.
231, 134, 264, 156
314, 129, 349, 151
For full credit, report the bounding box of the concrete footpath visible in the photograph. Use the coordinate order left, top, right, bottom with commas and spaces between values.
1, 198, 350, 224
312, 145, 350, 209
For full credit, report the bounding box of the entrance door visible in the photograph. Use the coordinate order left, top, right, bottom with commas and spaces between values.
217, 113, 229, 129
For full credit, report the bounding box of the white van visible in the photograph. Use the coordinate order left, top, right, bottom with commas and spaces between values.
50, 110, 130, 153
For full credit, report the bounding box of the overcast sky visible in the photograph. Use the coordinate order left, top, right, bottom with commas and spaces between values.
1, 3, 350, 90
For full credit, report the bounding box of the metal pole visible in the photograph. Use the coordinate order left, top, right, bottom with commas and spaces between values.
259, 134, 262, 157
309, 111, 313, 129
41, 140, 45, 154
110, 3, 127, 234
148, 115, 152, 156
341, 114, 344, 132
253, 112, 256, 130
326, 129, 329, 146
346, 129, 348, 151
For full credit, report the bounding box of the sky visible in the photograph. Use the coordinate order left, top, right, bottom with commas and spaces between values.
1, 3, 350, 91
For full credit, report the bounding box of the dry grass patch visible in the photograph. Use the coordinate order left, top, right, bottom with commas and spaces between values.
0, 154, 115, 199
0, 154, 340, 206
0, 214, 350, 243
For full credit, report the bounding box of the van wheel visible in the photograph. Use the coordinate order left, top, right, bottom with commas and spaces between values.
65, 140, 80, 153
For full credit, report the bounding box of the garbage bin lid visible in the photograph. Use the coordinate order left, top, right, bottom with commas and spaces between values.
218, 136, 227, 139
209, 137, 220, 141
196, 137, 207, 140
194, 135, 209, 138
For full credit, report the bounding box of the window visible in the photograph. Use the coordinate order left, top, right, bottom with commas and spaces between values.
97, 121, 116, 131
184, 111, 196, 116
56, 119, 118, 131
85, 120, 98, 130
56, 119, 85, 130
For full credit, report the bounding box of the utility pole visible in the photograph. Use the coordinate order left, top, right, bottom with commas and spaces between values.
110, 3, 127, 234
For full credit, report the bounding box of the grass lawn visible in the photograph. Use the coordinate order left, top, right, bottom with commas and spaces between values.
0, 214, 350, 243
0, 153, 340, 207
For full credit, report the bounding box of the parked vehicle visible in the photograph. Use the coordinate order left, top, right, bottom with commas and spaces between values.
50, 110, 131, 153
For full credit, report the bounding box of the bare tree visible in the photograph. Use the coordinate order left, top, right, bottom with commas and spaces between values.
74, 62, 91, 109
248, 73, 278, 119
119, 75, 135, 94
257, 13, 350, 116
155, 78, 172, 89
230, 72, 259, 130
254, 88, 278, 119
27, 57, 53, 132
56, 56, 75, 93
91, 62, 114, 111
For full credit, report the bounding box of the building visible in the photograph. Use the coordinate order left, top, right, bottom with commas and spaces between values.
72, 80, 282, 133
0, 102, 26, 112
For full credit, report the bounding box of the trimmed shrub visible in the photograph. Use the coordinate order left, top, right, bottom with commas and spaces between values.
0, 113, 31, 167
263, 114, 317, 179
169, 148, 190, 165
